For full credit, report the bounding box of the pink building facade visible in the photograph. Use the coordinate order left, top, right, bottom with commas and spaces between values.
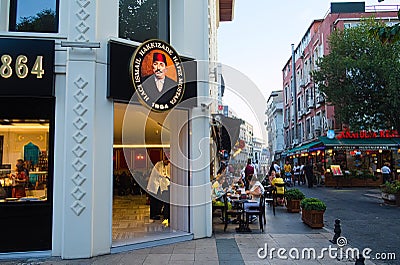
282, 2, 399, 153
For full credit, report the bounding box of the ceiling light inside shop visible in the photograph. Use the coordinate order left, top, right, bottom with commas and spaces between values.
113, 144, 170, 148
0, 123, 49, 130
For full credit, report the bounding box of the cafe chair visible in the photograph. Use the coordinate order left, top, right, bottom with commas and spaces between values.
223, 193, 243, 232
264, 188, 275, 216
244, 193, 265, 232
272, 182, 287, 207
212, 202, 225, 223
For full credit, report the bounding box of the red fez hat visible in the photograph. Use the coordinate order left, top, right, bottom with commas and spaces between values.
153, 52, 167, 65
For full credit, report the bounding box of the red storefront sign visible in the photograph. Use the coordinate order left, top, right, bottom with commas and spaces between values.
336, 129, 399, 139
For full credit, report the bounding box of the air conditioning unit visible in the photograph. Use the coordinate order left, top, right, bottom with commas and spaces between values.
293, 139, 299, 145
308, 132, 314, 139
298, 111, 302, 119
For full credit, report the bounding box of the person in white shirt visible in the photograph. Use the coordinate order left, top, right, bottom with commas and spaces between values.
273, 162, 281, 175
147, 156, 171, 220
293, 162, 301, 186
253, 160, 259, 177
381, 162, 392, 183
245, 177, 265, 223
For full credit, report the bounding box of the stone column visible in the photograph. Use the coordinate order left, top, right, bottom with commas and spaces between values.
52, 0, 116, 258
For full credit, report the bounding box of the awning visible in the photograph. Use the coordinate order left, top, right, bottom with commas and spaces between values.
285, 140, 322, 156
211, 115, 242, 154
318, 136, 400, 150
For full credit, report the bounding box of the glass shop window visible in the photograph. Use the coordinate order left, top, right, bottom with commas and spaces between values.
0, 120, 49, 202
9, 0, 59, 33
119, 0, 169, 42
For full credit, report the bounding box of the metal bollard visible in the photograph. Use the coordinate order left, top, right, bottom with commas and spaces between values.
355, 255, 365, 265
330, 219, 341, 244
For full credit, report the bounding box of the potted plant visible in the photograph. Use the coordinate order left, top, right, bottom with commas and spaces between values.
300, 197, 326, 228
285, 188, 305, 213
380, 180, 400, 205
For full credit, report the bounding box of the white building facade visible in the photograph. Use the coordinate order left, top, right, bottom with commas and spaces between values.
0, 0, 233, 259
265, 90, 284, 165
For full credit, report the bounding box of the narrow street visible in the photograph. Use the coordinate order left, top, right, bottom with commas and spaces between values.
296, 185, 400, 264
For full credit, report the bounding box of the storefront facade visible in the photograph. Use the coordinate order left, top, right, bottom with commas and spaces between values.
0, 38, 55, 252
0, 0, 213, 259
284, 130, 400, 186
320, 131, 400, 186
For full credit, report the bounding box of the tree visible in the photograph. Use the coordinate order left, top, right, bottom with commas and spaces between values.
119, 0, 158, 42
369, 9, 400, 44
16, 9, 57, 33
312, 19, 400, 132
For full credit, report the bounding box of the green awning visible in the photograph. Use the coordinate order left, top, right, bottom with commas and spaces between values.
319, 136, 400, 150
286, 140, 322, 155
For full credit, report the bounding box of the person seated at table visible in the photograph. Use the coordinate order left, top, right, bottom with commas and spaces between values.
212, 174, 226, 201
212, 173, 235, 223
268, 170, 277, 185
244, 177, 265, 223
271, 173, 285, 206
246, 177, 265, 203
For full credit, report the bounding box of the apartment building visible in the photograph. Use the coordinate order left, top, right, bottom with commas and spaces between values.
265, 90, 284, 165
282, 2, 399, 153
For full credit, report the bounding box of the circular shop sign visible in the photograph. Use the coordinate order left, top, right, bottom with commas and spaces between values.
130, 39, 185, 112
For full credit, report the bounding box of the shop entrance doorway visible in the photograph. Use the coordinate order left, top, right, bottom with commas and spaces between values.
112, 103, 190, 247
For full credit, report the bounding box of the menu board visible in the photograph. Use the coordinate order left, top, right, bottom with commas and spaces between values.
330, 165, 343, 176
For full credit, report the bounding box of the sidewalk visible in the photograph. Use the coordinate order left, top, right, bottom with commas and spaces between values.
1, 206, 375, 265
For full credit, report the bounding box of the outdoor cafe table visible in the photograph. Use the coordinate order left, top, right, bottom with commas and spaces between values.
230, 197, 258, 233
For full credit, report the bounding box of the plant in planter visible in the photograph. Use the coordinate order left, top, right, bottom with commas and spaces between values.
380, 180, 400, 205
285, 188, 305, 213
300, 198, 327, 228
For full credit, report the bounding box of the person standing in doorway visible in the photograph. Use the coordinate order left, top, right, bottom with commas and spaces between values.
147, 154, 171, 220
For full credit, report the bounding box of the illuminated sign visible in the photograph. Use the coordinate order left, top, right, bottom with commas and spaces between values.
0, 38, 54, 96
333, 145, 393, 150
107, 41, 197, 108
336, 129, 399, 139
129, 39, 185, 112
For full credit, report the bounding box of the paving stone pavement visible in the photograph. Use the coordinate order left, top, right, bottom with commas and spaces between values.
0, 206, 377, 265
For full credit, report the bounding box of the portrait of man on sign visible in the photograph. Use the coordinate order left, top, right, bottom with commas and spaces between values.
130, 40, 185, 112
141, 52, 178, 107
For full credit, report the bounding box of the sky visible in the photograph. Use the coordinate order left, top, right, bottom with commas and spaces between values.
217, 0, 400, 141
16, 0, 56, 23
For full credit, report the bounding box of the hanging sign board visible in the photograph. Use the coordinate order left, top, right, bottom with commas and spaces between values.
0, 38, 54, 97
108, 40, 197, 111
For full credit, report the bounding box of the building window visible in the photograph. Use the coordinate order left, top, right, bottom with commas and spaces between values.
0, 119, 49, 202
9, 0, 59, 33
119, 0, 169, 43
